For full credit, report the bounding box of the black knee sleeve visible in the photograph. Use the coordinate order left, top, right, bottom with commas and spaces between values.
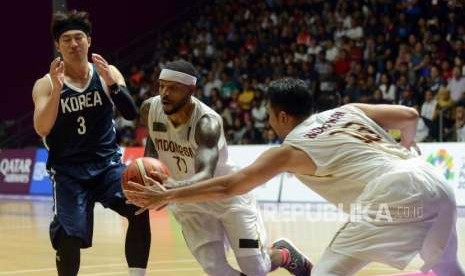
109, 200, 151, 268
55, 229, 81, 276
125, 208, 151, 268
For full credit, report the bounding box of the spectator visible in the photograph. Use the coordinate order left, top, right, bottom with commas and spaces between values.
263, 128, 280, 144
420, 89, 437, 137
424, 65, 444, 95
447, 66, 465, 102
237, 79, 255, 110
342, 73, 362, 103
454, 104, 465, 141
369, 89, 391, 104
433, 86, 455, 140
117, 0, 465, 145
251, 99, 267, 131
333, 49, 351, 76
378, 73, 396, 103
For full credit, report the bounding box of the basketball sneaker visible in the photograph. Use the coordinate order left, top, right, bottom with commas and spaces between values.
272, 239, 312, 276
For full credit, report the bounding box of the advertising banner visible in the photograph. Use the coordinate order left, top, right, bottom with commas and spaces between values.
418, 143, 465, 206
0, 149, 36, 194
29, 148, 52, 195
229, 145, 283, 202
2, 143, 465, 207
122, 147, 145, 165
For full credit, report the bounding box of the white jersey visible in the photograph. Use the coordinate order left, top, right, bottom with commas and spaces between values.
284, 105, 456, 270
147, 96, 254, 215
148, 95, 235, 180
284, 104, 416, 212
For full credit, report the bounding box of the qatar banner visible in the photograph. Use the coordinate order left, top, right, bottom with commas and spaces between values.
0, 149, 36, 194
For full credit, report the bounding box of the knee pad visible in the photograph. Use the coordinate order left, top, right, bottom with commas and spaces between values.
236, 255, 271, 276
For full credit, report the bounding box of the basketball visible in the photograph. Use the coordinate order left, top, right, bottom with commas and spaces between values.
121, 157, 170, 193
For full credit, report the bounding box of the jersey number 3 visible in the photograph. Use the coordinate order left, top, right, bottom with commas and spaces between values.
77, 116, 87, 135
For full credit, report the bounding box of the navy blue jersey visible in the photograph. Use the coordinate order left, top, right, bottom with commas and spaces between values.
45, 63, 120, 167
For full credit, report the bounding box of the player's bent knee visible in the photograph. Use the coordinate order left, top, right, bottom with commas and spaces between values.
236, 255, 270, 276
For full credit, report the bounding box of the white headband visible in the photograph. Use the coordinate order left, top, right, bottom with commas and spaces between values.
159, 68, 197, 86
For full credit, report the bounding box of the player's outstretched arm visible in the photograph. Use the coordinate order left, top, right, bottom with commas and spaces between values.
32, 57, 64, 137
350, 103, 419, 148
125, 145, 316, 208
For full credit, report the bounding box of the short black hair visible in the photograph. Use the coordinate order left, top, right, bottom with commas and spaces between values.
266, 78, 313, 118
164, 59, 199, 80
51, 10, 92, 41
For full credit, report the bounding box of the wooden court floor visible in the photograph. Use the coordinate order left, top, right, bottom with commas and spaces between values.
0, 197, 463, 276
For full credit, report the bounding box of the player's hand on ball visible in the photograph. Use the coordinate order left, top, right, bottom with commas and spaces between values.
91, 53, 116, 86
125, 175, 168, 213
148, 170, 179, 188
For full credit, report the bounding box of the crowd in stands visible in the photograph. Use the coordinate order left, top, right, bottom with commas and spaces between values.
116, 0, 465, 147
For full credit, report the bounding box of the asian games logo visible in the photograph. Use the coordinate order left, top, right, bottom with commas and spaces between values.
426, 149, 455, 180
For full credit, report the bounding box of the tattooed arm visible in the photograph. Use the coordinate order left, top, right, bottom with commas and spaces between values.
140, 98, 158, 158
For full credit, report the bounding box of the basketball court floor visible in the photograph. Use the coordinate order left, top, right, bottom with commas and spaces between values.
0, 196, 463, 276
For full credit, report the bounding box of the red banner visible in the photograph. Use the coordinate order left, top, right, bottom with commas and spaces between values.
122, 147, 145, 165
0, 148, 36, 194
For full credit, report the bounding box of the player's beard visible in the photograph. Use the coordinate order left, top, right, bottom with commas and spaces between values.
163, 95, 191, 115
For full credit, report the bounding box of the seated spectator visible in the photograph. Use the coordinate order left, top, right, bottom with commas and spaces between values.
399, 88, 418, 108
241, 120, 263, 144
319, 64, 340, 94
227, 117, 246, 144
447, 66, 465, 102
129, 65, 144, 89
377, 73, 396, 103
454, 104, 465, 141
333, 49, 351, 76
441, 59, 453, 80
342, 73, 362, 102
220, 72, 239, 100
202, 72, 222, 104
424, 65, 444, 95
251, 99, 267, 131
369, 89, 391, 104
432, 86, 456, 140
420, 89, 437, 138
264, 128, 280, 144
237, 79, 255, 110
324, 39, 339, 62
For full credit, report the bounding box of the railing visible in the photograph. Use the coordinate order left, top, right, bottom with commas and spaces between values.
439, 109, 444, 142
